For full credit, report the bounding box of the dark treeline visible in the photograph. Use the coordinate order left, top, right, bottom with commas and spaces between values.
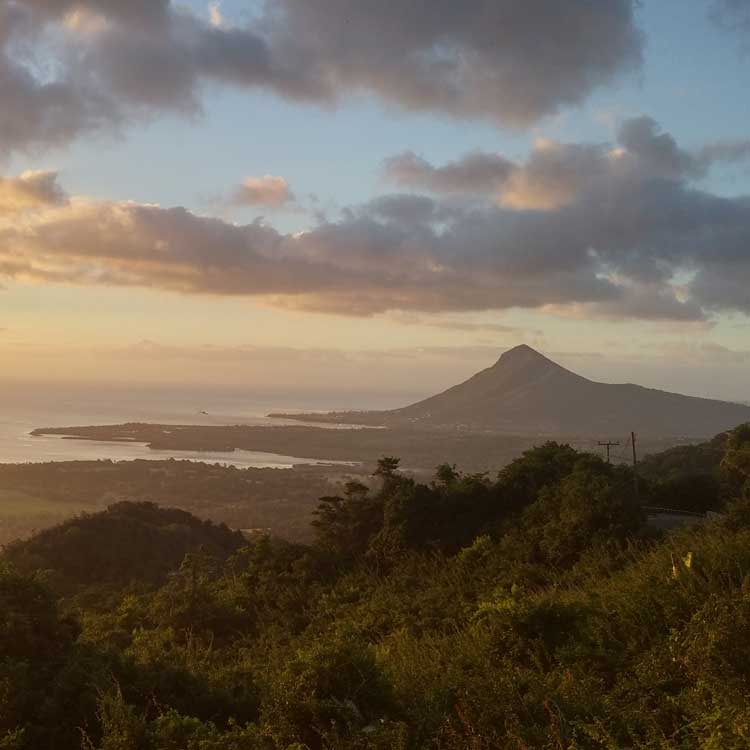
2, 425, 750, 749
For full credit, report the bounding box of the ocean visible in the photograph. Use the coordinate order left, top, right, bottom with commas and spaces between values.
0, 384, 408, 467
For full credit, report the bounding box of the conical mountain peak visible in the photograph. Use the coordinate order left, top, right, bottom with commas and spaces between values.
381, 344, 750, 435
279, 345, 750, 437
493, 344, 561, 372
497, 344, 544, 361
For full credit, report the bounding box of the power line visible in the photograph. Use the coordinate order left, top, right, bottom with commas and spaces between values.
597, 440, 621, 464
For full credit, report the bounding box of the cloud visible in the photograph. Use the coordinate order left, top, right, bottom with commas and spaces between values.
696, 139, 750, 168
499, 140, 611, 210
385, 139, 615, 210
586, 285, 708, 323
0, 170, 67, 214
208, 2, 225, 29
0, 0, 272, 156
262, 0, 642, 126
0, 3, 119, 158
0, 0, 644, 156
695, 342, 750, 363
0, 188, 618, 315
1, 118, 749, 321
231, 175, 295, 208
385, 116, 750, 210
3, 337, 515, 395
388, 312, 542, 337
636, 340, 750, 366
384, 151, 515, 196
712, 0, 750, 35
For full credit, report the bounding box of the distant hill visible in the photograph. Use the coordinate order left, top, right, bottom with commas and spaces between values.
3, 501, 244, 590
276, 345, 750, 438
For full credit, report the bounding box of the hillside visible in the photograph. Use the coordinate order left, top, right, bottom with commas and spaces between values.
2, 432, 750, 749
3, 501, 244, 591
277, 345, 750, 437
0, 460, 345, 546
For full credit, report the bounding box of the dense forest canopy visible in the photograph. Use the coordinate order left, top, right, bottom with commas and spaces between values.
1, 424, 750, 748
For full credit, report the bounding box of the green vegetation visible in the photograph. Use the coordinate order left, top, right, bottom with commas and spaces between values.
3, 502, 244, 594
0, 460, 348, 546
30, 423, 549, 474
30, 423, 688, 476
639, 426, 748, 513
1, 426, 750, 748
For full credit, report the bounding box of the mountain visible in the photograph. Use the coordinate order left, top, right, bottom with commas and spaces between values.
279, 345, 750, 437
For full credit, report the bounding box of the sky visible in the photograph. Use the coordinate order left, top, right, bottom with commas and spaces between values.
2, 0, 750, 404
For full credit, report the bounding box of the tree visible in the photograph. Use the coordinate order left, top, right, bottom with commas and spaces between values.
374, 457, 401, 481
312, 482, 383, 562
434, 464, 460, 486
261, 634, 394, 749
647, 473, 722, 513
497, 442, 581, 513
722, 423, 750, 496
519, 458, 644, 567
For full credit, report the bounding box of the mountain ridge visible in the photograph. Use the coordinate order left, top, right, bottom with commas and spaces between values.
274, 345, 750, 437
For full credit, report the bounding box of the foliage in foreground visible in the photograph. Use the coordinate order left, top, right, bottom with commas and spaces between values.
2, 426, 750, 749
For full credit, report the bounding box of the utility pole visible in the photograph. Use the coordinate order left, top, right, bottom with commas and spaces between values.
597, 440, 620, 464
631, 431, 639, 500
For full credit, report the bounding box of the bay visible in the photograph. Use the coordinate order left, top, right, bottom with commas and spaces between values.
0, 384, 405, 467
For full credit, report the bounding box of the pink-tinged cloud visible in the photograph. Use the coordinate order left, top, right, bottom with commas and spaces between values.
232, 175, 295, 208
385, 117, 750, 211
1, 119, 748, 321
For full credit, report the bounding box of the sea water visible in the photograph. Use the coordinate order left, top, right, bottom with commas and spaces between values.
0, 383, 405, 467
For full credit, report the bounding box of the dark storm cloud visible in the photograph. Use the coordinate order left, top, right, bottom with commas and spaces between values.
0, 0, 643, 155
1, 118, 748, 321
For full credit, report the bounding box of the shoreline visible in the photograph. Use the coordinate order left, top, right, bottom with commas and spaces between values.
29, 422, 699, 474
